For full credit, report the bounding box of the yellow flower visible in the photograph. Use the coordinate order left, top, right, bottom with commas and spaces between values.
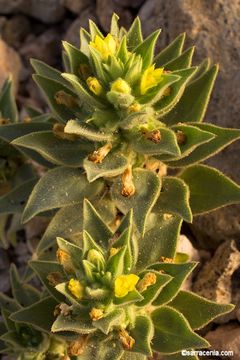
111, 78, 131, 94
114, 274, 139, 298
68, 279, 84, 299
86, 77, 103, 96
140, 65, 164, 95
90, 34, 118, 60
109, 247, 121, 257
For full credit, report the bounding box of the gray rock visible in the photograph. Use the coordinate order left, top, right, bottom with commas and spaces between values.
96, 0, 132, 33
113, 0, 145, 8
139, 0, 240, 248
64, 0, 93, 14
193, 240, 240, 322
1, 15, 30, 49
65, 6, 97, 47
0, 0, 65, 24
0, 39, 22, 92
205, 323, 240, 360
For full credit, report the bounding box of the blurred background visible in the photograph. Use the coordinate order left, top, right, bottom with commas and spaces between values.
0, 1, 239, 357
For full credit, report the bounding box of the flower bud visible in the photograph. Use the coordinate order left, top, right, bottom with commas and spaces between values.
111, 78, 131, 94
67, 336, 88, 356
86, 77, 103, 96
87, 249, 105, 271
56, 249, 75, 273
176, 130, 187, 145
137, 272, 157, 292
128, 102, 141, 113
68, 278, 84, 299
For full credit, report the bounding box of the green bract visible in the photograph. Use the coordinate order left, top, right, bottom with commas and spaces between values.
27, 200, 232, 360
0, 265, 67, 360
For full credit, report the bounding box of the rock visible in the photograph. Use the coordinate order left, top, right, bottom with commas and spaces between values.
0, 248, 10, 293
0, 39, 22, 92
65, 6, 97, 47
205, 323, 240, 360
193, 239, 240, 322
178, 235, 200, 291
20, 28, 61, 67
1, 15, 30, 49
64, 0, 93, 14
0, 0, 65, 24
113, 0, 145, 8
96, 0, 132, 32
139, 0, 240, 248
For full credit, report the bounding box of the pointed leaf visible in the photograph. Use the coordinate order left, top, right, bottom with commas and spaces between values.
168, 123, 240, 167
22, 167, 103, 222
110, 13, 120, 37
52, 312, 96, 334
0, 78, 18, 122
10, 296, 58, 333
83, 230, 104, 255
107, 246, 126, 277
151, 306, 209, 353
111, 168, 161, 234
164, 65, 218, 124
114, 289, 143, 306
155, 33, 185, 67
164, 47, 195, 71
83, 199, 113, 250
131, 315, 154, 356
84, 153, 128, 182
57, 237, 83, 271
62, 41, 89, 75
12, 131, 94, 167
31, 59, 71, 88
154, 177, 192, 222
64, 119, 114, 142
127, 17, 143, 50
149, 262, 197, 306
29, 260, 65, 302
0, 179, 36, 215
0, 122, 52, 143
89, 19, 104, 39
179, 164, 240, 214
169, 290, 234, 330
94, 308, 125, 334
136, 214, 182, 271
80, 28, 91, 56
134, 30, 160, 70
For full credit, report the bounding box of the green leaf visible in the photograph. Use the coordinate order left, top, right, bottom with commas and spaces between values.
127, 17, 143, 51
83, 230, 104, 255
56, 282, 85, 305
136, 270, 172, 307
84, 153, 128, 182
117, 36, 129, 64
139, 74, 180, 106
64, 119, 114, 142
94, 308, 125, 334
125, 127, 180, 157
29, 260, 65, 302
168, 123, 240, 167
153, 177, 192, 222
62, 41, 89, 75
114, 289, 143, 306
161, 123, 215, 160
149, 262, 197, 305
10, 264, 41, 307
154, 67, 197, 116
22, 167, 103, 222
12, 131, 94, 167
33, 74, 79, 122
131, 315, 154, 356
52, 312, 96, 335
134, 30, 160, 70
10, 296, 58, 333
90, 47, 109, 83
169, 290, 234, 330
111, 168, 161, 234
151, 306, 209, 353
56, 237, 83, 271
0, 122, 52, 143
0, 293, 20, 312
80, 28, 91, 57
110, 13, 120, 37
89, 19, 104, 40
83, 199, 113, 250
36, 203, 83, 255
179, 164, 240, 214
62, 73, 105, 110
190, 58, 211, 83
136, 214, 182, 270
164, 65, 218, 124
121, 352, 146, 360
106, 246, 126, 277
164, 47, 195, 71
0, 77, 18, 122
0, 179, 36, 215
155, 33, 185, 67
